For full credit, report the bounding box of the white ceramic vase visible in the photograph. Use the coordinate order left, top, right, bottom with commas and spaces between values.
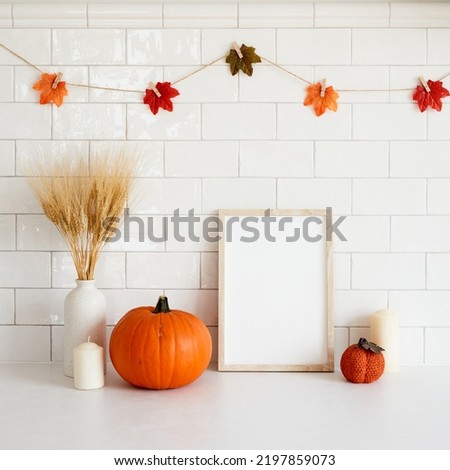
64, 280, 106, 378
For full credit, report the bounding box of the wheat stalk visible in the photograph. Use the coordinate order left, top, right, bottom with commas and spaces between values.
27, 150, 138, 280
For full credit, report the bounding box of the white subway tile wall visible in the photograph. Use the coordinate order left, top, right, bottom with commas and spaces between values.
0, 3, 449, 365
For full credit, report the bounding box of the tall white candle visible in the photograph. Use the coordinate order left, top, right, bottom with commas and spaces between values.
370, 309, 399, 372
73, 337, 104, 390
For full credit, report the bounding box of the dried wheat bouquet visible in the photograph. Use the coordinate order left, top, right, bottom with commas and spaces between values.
27, 149, 138, 280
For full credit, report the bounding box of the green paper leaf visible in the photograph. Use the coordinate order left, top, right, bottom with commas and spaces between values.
225, 44, 261, 77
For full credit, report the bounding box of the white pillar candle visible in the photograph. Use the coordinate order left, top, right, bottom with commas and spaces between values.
370, 309, 399, 373
73, 337, 104, 390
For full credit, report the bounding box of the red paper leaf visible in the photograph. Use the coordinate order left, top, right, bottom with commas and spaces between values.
303, 82, 339, 117
143, 82, 180, 115
32, 73, 68, 107
413, 79, 450, 112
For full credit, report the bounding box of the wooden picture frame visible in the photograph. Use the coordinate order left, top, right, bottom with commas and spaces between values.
219, 209, 334, 372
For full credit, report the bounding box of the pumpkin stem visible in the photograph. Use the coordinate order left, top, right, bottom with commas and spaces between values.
153, 295, 171, 314
357, 337, 385, 354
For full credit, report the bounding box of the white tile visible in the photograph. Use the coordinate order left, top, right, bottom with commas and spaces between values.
134, 178, 201, 214
0, 177, 42, 213
240, 141, 313, 177
15, 66, 88, 103
334, 327, 349, 366
334, 253, 351, 290
428, 30, 450, 65
127, 104, 200, 140
353, 104, 427, 141
165, 289, 218, 326
164, 66, 238, 103
101, 289, 162, 325
166, 215, 219, 253
315, 3, 389, 27
0, 326, 50, 361
400, 328, 424, 366
0, 214, 15, 250
16, 140, 89, 176
0, 4, 12, 28
277, 179, 351, 214
0, 289, 14, 324
0, 141, 14, 175
88, 4, 162, 28
0, 104, 51, 139
53, 104, 126, 140
314, 66, 389, 103
127, 252, 200, 289
163, 209, 205, 246
52, 29, 125, 65
202, 29, 275, 63
0, 30, 50, 64
391, 3, 450, 27
389, 66, 449, 103
201, 252, 218, 289
13, 4, 86, 28
51, 325, 63, 361
202, 178, 276, 214
239, 66, 314, 103
101, 213, 165, 253
353, 179, 426, 215
334, 216, 390, 253
425, 328, 450, 365
391, 142, 450, 177
352, 254, 425, 290
334, 290, 388, 327
52, 252, 125, 289
277, 29, 351, 65
427, 254, 450, 289
239, 3, 313, 28
0, 252, 50, 288
391, 216, 450, 253
90, 141, 164, 178
278, 104, 352, 141
429, 107, 450, 141
209, 326, 218, 363
16, 288, 68, 325
349, 327, 371, 346
353, 29, 426, 65
164, 4, 237, 28
127, 29, 200, 65
17, 215, 65, 251
203, 104, 276, 140
89, 66, 163, 103
429, 179, 450, 212
389, 291, 450, 327
0, 66, 12, 101
315, 141, 389, 177
165, 141, 238, 177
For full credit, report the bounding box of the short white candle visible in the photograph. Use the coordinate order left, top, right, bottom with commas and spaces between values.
370, 309, 399, 373
73, 337, 104, 390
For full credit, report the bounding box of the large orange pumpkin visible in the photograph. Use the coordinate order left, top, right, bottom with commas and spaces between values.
110, 296, 212, 390
340, 338, 385, 384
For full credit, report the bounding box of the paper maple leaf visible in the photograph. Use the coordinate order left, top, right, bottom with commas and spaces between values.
226, 44, 261, 77
143, 82, 180, 115
303, 82, 339, 117
413, 79, 450, 112
32, 73, 68, 107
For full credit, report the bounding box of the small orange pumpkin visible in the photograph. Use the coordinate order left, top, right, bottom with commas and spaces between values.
340, 338, 385, 384
110, 296, 212, 390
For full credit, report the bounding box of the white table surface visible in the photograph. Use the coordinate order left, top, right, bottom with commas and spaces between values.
0, 363, 449, 450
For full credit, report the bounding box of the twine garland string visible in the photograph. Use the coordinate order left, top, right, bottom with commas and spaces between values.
0, 42, 448, 97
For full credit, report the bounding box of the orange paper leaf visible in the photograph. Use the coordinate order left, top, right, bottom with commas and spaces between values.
32, 73, 68, 107
303, 82, 339, 117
